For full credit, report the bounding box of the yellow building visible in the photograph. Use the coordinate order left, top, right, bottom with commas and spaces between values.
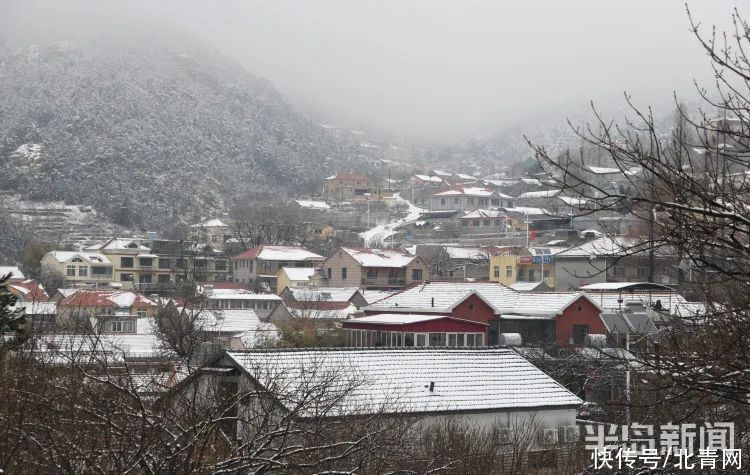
275, 267, 320, 294
489, 246, 564, 288
489, 249, 520, 286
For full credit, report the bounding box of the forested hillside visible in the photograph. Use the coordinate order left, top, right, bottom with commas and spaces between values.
0, 34, 367, 230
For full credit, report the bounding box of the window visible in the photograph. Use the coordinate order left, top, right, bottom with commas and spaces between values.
121, 257, 134, 268
493, 266, 500, 278
78, 266, 88, 277
462, 220, 469, 227
491, 198, 499, 206
66, 266, 76, 277
466, 334, 476, 347
517, 268, 525, 280
108, 320, 135, 333
506, 266, 513, 278
341, 267, 347, 280
139, 257, 153, 267
367, 269, 377, 279
613, 266, 625, 277
572, 324, 589, 345
404, 332, 415, 347
158, 274, 171, 283
453, 197, 459, 204
411, 269, 423, 281
91, 266, 112, 276
159, 259, 171, 269
528, 270, 535, 281
415, 333, 427, 347
121, 273, 134, 282
472, 220, 480, 226
327, 268, 332, 279
71, 257, 83, 263
137, 309, 147, 318
448, 333, 458, 346
139, 274, 152, 284
637, 266, 648, 278
543, 269, 550, 278
429, 333, 446, 346
211, 235, 218, 242
440, 198, 446, 205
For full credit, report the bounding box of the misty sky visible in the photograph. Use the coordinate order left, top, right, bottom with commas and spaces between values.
1, 0, 740, 142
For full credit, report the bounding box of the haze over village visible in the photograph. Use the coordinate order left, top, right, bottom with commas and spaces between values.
1, 1, 749, 473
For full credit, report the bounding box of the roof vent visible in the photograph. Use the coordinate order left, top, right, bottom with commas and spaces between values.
431, 297, 435, 307
428, 381, 435, 392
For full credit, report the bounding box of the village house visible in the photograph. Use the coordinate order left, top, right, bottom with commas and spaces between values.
231, 245, 324, 292
357, 281, 607, 350
189, 219, 232, 251
431, 186, 514, 211
279, 286, 369, 309
6, 279, 49, 302
41, 251, 115, 288
82, 238, 176, 290
275, 267, 319, 293
320, 247, 429, 290
324, 172, 376, 202
553, 236, 679, 290
56, 289, 158, 334
204, 287, 282, 320
186, 347, 582, 464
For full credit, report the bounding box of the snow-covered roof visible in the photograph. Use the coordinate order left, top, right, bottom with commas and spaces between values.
558, 196, 587, 206
461, 209, 506, 219
348, 314, 485, 326
444, 247, 488, 260
454, 173, 476, 180
0, 266, 24, 280
500, 207, 551, 216
59, 290, 157, 308
584, 291, 694, 314
20, 301, 57, 315
279, 267, 318, 282
556, 236, 634, 258
207, 289, 282, 301
190, 218, 230, 228
294, 200, 331, 210
85, 238, 150, 251
520, 178, 542, 186
366, 282, 598, 317
517, 189, 561, 199
509, 282, 547, 292
580, 282, 674, 291
285, 302, 358, 320
339, 248, 418, 268
46, 251, 112, 265
199, 309, 265, 334
222, 348, 582, 417
358, 290, 397, 305
31, 333, 168, 362
434, 186, 506, 198
414, 174, 443, 183
287, 287, 360, 302
233, 246, 324, 262
585, 166, 621, 175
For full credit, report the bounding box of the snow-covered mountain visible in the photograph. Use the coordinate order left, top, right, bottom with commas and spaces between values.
0, 34, 368, 230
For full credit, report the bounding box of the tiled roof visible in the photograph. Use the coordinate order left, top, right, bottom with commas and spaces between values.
199, 309, 264, 334
339, 248, 418, 268
8, 279, 49, 301
286, 287, 360, 303
59, 290, 157, 308
347, 314, 486, 326
279, 267, 318, 282
223, 348, 582, 417
517, 189, 561, 199
366, 282, 597, 317
85, 238, 151, 251
233, 245, 323, 261
0, 266, 25, 280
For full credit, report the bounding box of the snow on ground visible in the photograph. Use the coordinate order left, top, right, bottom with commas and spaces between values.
360, 193, 424, 247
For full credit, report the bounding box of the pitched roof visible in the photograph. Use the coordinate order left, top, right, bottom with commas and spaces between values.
232, 245, 323, 261
460, 209, 506, 219
279, 267, 318, 282
366, 282, 598, 317
556, 236, 635, 258
338, 248, 418, 268
294, 200, 331, 210
85, 238, 151, 251
434, 186, 510, 198
284, 301, 358, 320
222, 348, 582, 417
190, 218, 230, 228
206, 290, 282, 301
8, 280, 49, 301
286, 287, 360, 303
517, 189, 561, 199
347, 314, 487, 326
59, 290, 157, 308
0, 266, 24, 280
198, 309, 265, 334
45, 251, 112, 265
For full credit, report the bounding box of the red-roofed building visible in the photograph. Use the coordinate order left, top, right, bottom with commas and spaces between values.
7, 279, 49, 302
57, 290, 158, 333
231, 245, 324, 292
324, 172, 376, 202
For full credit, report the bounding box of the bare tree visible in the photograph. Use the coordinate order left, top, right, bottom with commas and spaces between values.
527, 6, 750, 426
229, 201, 313, 249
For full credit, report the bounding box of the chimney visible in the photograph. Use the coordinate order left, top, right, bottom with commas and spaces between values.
429, 381, 435, 392
431, 297, 434, 307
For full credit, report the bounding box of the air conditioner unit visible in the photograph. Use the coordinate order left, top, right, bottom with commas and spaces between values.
498, 427, 512, 444
538, 428, 558, 446
558, 425, 579, 443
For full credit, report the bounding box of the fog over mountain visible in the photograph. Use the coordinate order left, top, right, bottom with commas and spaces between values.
1, 0, 736, 143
